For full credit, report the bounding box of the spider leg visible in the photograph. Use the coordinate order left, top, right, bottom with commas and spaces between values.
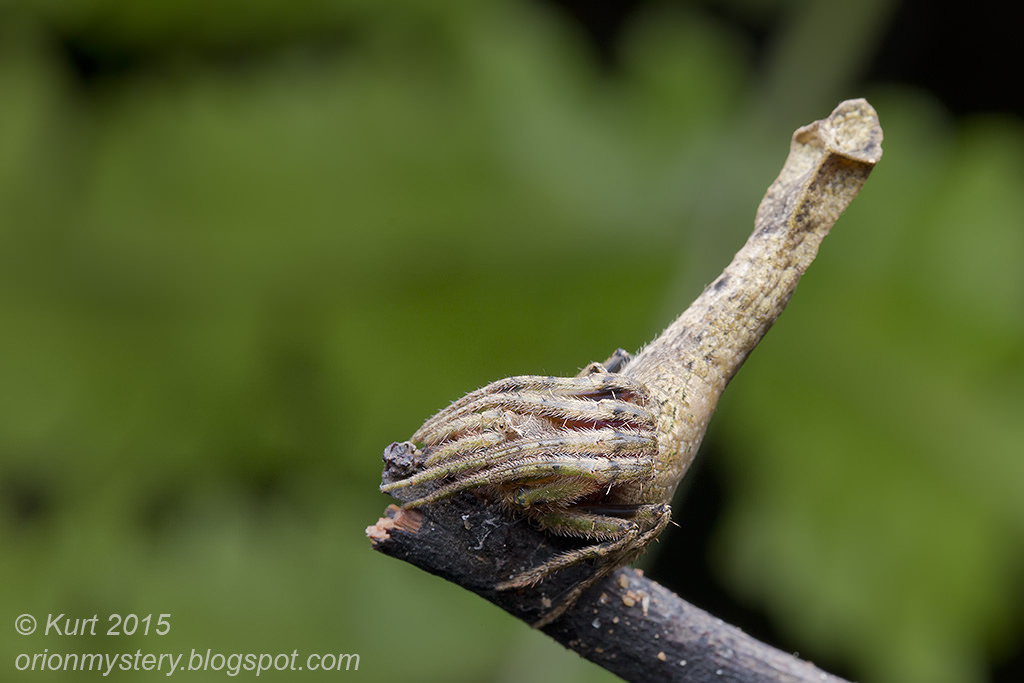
414, 388, 654, 446
502, 504, 671, 582
412, 373, 651, 445
503, 478, 602, 508
498, 503, 672, 627
418, 408, 508, 449
381, 427, 654, 495
399, 441, 655, 509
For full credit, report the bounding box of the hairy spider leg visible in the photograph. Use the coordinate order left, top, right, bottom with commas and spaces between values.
383, 428, 655, 495
499, 503, 672, 627
412, 374, 651, 443
399, 450, 654, 509
414, 392, 655, 447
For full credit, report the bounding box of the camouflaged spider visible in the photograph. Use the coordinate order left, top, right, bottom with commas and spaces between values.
376, 99, 883, 628
381, 352, 672, 625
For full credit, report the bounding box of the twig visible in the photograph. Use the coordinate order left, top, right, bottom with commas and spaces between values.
368, 491, 849, 682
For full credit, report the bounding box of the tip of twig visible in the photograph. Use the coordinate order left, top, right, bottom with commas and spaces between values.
366, 504, 424, 547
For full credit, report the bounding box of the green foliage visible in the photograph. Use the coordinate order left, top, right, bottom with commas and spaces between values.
1, 1, 1021, 681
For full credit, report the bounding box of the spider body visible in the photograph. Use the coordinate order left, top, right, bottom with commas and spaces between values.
380, 355, 672, 626
379, 99, 883, 627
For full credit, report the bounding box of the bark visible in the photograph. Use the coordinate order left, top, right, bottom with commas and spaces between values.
368, 490, 848, 682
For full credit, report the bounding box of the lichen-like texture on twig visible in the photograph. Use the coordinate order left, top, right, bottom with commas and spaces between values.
369, 99, 882, 682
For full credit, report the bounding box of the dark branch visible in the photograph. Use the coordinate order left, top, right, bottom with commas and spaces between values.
368, 486, 849, 682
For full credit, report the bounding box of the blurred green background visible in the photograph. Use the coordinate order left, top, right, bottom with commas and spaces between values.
2, 1, 1022, 681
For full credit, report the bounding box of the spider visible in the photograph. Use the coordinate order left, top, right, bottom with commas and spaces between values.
379, 99, 883, 627
380, 351, 671, 626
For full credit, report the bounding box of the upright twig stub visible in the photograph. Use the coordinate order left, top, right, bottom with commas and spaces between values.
368, 99, 882, 682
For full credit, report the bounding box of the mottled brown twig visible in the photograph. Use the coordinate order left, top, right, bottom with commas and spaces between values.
369, 99, 882, 681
